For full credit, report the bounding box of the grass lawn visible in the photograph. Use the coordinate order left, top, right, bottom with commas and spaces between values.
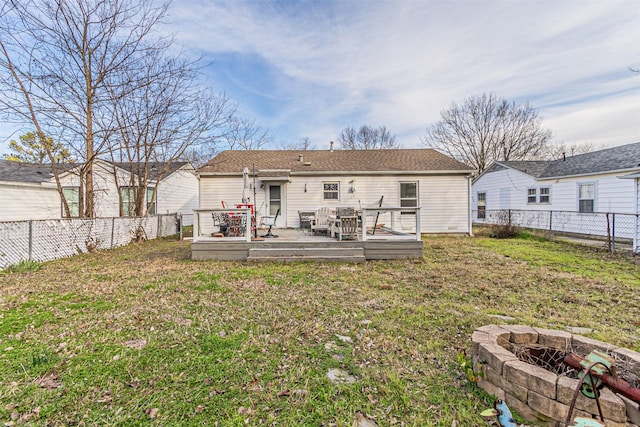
1, 232, 638, 426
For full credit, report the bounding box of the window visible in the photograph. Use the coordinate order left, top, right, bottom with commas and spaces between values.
62, 187, 80, 217
477, 192, 486, 219
578, 183, 595, 212
323, 182, 339, 200
120, 187, 135, 216
539, 187, 550, 204
400, 182, 418, 209
146, 187, 156, 215
527, 188, 537, 204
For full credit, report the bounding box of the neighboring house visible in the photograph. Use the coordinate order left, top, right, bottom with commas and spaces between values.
472, 142, 640, 249
0, 159, 198, 221
198, 148, 475, 234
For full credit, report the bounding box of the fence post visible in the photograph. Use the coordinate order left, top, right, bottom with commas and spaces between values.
548, 211, 553, 240
508, 209, 512, 226
28, 220, 33, 261
157, 215, 161, 239
612, 213, 616, 253
179, 213, 183, 240
111, 217, 115, 249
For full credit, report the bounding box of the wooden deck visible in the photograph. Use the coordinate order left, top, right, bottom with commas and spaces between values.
191, 228, 423, 262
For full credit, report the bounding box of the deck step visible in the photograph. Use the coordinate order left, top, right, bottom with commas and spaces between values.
247, 247, 365, 262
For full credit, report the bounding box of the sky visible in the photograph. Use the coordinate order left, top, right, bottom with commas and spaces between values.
1, 0, 639, 154
163, 0, 640, 150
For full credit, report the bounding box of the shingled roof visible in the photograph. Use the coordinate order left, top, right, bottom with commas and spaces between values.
1, 160, 193, 184
114, 161, 193, 181
198, 149, 474, 175
0, 160, 66, 183
495, 142, 640, 179
499, 161, 551, 178
539, 142, 640, 178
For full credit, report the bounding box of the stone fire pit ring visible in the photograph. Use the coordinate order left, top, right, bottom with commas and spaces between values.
471, 324, 640, 427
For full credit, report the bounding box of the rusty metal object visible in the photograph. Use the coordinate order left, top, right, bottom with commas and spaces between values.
564, 352, 640, 403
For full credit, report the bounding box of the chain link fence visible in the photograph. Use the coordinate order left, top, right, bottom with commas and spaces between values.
474, 209, 639, 253
0, 214, 179, 269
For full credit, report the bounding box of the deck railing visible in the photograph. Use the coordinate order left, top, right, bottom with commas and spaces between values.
360, 206, 422, 241
193, 208, 253, 242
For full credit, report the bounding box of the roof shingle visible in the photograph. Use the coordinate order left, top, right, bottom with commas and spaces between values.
198, 149, 474, 175
497, 142, 640, 179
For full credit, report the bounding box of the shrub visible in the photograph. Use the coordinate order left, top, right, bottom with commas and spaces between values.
490, 210, 520, 238
2, 259, 42, 274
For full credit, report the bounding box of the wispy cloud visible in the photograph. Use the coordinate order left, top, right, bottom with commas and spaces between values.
157, 0, 640, 147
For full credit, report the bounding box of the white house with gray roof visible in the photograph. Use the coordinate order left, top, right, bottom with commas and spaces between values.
198, 148, 475, 234
0, 159, 198, 221
472, 142, 640, 251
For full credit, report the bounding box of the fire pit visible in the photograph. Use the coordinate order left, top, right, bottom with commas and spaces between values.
471, 325, 640, 427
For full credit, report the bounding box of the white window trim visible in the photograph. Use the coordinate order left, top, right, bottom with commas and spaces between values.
577, 182, 597, 213
477, 191, 487, 219
323, 181, 340, 201
539, 187, 551, 204
399, 181, 419, 209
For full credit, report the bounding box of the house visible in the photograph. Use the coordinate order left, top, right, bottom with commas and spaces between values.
472, 142, 640, 250
0, 159, 198, 221
197, 148, 475, 234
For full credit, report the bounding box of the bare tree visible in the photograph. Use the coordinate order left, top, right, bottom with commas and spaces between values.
0, 0, 171, 217
220, 116, 274, 150
106, 48, 234, 216
0, 39, 73, 217
422, 93, 552, 173
540, 141, 597, 160
279, 137, 316, 150
338, 125, 397, 150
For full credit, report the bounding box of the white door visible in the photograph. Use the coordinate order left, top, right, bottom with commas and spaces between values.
266, 184, 286, 227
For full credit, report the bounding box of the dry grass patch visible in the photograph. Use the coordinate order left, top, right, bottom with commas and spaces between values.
0, 235, 638, 426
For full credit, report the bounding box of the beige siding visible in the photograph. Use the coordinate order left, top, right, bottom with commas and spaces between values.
200, 173, 471, 233
59, 161, 124, 217
0, 182, 60, 220
156, 169, 199, 215
422, 175, 470, 232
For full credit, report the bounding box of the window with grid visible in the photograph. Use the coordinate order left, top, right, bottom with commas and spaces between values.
323, 182, 339, 200
578, 183, 595, 212
539, 187, 550, 204
62, 187, 80, 217
527, 188, 537, 204
477, 192, 486, 219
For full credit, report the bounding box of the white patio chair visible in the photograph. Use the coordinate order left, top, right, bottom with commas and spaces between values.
311, 207, 331, 235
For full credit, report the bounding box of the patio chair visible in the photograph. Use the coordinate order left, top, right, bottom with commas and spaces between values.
212, 211, 230, 236
331, 207, 357, 237
298, 210, 315, 232
260, 208, 280, 238
227, 212, 247, 237
311, 207, 331, 235
337, 215, 359, 240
